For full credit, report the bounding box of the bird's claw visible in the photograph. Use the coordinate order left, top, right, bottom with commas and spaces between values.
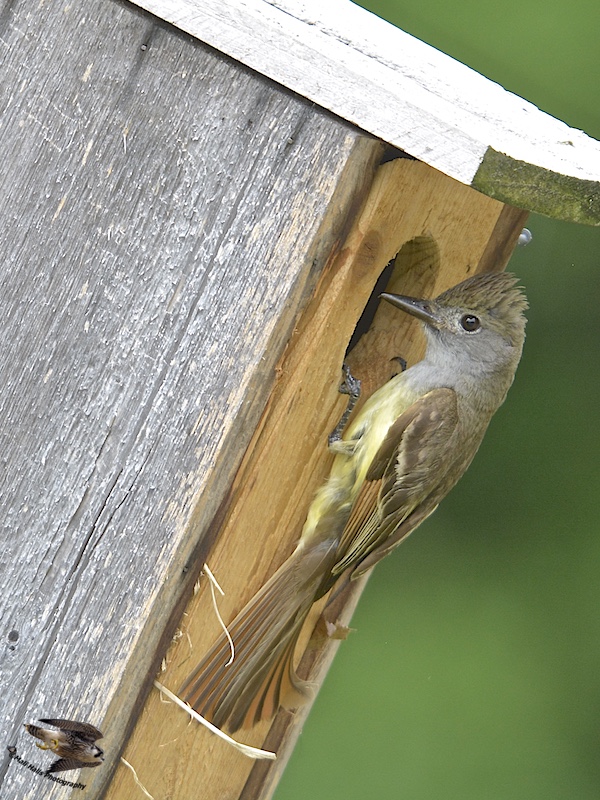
338, 363, 361, 399
391, 355, 407, 373
328, 364, 361, 445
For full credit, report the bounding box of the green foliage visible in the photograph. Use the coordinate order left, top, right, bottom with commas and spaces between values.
276, 3, 600, 798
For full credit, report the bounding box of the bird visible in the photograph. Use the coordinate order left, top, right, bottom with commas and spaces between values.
180, 271, 528, 732
24, 718, 104, 773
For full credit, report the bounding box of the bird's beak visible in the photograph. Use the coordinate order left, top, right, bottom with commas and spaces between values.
380, 292, 440, 326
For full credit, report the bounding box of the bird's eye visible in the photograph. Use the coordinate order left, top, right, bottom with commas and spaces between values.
460, 314, 481, 332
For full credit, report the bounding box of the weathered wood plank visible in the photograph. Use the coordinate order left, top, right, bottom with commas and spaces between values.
0, 2, 383, 797
103, 158, 528, 800
128, 0, 600, 224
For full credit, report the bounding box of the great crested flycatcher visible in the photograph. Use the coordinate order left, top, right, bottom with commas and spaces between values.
180, 271, 528, 732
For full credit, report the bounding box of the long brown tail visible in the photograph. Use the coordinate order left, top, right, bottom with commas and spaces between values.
180, 541, 336, 732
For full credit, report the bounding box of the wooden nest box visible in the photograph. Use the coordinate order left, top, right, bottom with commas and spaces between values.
2, 1, 599, 799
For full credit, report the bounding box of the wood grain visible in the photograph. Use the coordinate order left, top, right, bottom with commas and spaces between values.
0, 3, 383, 797
128, 0, 600, 223
103, 158, 527, 800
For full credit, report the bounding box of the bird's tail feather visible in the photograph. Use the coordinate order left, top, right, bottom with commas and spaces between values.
180, 543, 334, 732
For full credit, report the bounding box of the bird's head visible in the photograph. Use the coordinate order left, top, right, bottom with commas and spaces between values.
381, 272, 528, 377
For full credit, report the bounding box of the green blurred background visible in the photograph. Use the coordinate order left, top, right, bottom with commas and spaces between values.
276, 1, 600, 798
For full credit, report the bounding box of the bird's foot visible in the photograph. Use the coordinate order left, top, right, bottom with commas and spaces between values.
391, 355, 407, 373
328, 364, 361, 445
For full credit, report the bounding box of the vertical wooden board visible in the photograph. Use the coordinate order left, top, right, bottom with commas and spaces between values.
0, 2, 383, 797
105, 158, 527, 800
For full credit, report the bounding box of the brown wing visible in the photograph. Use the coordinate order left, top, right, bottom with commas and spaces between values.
47, 757, 102, 773
39, 718, 103, 742
332, 388, 458, 578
